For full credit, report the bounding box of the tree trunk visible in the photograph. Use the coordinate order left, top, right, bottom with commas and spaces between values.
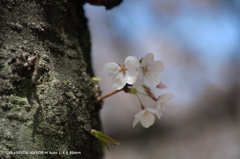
0, 0, 103, 158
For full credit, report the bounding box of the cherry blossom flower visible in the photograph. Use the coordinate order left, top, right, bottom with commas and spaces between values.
132, 94, 173, 128
134, 53, 164, 87
155, 94, 173, 115
102, 56, 139, 90
133, 107, 160, 128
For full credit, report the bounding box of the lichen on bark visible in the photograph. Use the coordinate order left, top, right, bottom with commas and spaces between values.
0, 0, 103, 158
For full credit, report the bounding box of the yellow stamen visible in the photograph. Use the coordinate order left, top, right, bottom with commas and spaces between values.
120, 66, 127, 73
142, 66, 149, 73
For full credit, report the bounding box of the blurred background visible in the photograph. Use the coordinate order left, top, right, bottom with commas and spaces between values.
85, 0, 240, 158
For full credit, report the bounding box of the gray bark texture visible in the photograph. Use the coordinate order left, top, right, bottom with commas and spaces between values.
0, 0, 103, 158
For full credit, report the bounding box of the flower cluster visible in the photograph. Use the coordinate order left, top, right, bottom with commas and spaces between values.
102, 53, 173, 128
103, 53, 164, 90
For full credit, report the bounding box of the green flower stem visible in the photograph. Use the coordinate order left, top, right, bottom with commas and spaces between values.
136, 91, 152, 98
135, 94, 145, 109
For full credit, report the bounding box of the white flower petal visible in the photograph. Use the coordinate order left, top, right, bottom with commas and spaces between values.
125, 70, 138, 84
146, 108, 161, 119
133, 108, 161, 128
112, 72, 126, 90
133, 117, 141, 127
134, 109, 145, 118
155, 94, 173, 112
157, 94, 173, 105
150, 61, 164, 74
132, 73, 144, 88
124, 56, 139, 71
133, 110, 145, 127
142, 53, 154, 66
102, 62, 120, 76
140, 112, 155, 128
144, 73, 161, 87
158, 110, 163, 116
159, 106, 166, 112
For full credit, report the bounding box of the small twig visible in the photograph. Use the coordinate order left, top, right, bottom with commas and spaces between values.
142, 85, 157, 101
97, 89, 122, 101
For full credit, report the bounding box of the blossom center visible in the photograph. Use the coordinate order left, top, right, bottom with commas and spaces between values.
142, 66, 149, 74
118, 63, 127, 74
143, 110, 150, 117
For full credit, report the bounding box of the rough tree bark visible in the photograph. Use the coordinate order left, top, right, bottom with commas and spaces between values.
0, 0, 122, 158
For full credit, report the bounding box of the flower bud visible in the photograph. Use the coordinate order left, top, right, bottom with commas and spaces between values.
156, 82, 167, 89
